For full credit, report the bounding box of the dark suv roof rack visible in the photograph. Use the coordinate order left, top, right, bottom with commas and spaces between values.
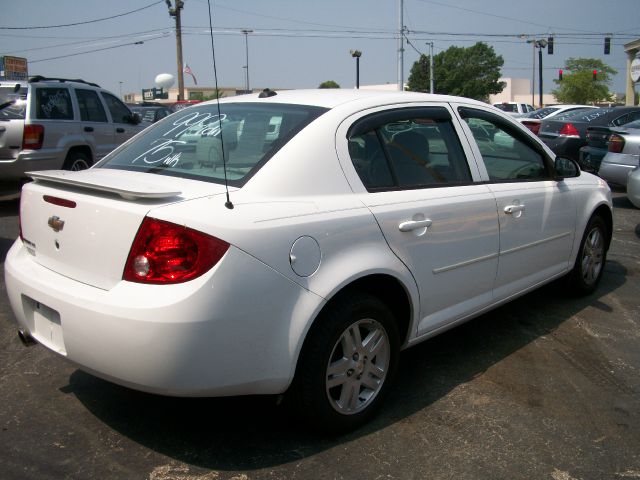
29, 76, 101, 88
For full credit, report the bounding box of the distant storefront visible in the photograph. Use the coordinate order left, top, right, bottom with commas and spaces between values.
625, 39, 640, 106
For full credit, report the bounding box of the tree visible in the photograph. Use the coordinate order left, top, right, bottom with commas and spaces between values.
319, 80, 340, 89
407, 42, 506, 101
552, 58, 616, 104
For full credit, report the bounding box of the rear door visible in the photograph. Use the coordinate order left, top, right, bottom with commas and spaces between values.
456, 105, 577, 300
75, 88, 114, 160
338, 105, 500, 335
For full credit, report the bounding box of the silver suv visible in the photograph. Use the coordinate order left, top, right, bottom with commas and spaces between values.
0, 76, 143, 193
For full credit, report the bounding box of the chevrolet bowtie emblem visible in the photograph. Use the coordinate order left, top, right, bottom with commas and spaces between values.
47, 216, 65, 232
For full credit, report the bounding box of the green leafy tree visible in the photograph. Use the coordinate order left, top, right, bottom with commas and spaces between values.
407, 42, 505, 101
319, 80, 340, 89
552, 58, 616, 104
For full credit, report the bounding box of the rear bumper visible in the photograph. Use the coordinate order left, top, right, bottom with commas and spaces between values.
540, 136, 584, 162
4, 240, 323, 397
0, 150, 62, 180
599, 152, 640, 186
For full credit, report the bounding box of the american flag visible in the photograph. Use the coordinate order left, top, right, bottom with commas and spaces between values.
183, 64, 197, 85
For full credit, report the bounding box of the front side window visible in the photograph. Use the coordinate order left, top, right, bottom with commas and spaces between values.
35, 88, 73, 120
76, 89, 107, 122
348, 107, 472, 191
101, 92, 133, 124
460, 108, 550, 182
98, 102, 327, 186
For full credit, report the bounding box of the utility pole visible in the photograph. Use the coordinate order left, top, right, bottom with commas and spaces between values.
397, 0, 404, 91
241, 29, 253, 93
425, 41, 434, 93
166, 0, 185, 101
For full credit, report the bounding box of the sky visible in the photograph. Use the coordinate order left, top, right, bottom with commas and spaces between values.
1, 0, 638, 100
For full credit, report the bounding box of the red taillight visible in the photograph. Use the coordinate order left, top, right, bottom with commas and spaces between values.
522, 121, 541, 135
608, 134, 625, 153
22, 124, 44, 150
123, 217, 229, 284
558, 123, 580, 137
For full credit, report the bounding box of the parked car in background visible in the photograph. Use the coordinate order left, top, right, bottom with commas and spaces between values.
493, 101, 536, 116
596, 119, 640, 187
6, 89, 612, 433
0, 76, 143, 195
127, 103, 172, 124
518, 105, 593, 135
539, 106, 640, 170
627, 168, 640, 208
170, 100, 202, 113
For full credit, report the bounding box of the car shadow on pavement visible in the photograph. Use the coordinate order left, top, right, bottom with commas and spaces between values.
67, 260, 628, 471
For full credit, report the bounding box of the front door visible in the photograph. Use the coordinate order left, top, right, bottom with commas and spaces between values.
342, 105, 500, 336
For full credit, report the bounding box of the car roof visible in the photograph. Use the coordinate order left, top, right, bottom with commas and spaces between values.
211, 89, 490, 110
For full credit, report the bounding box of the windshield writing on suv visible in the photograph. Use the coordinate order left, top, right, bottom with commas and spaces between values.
98, 102, 327, 186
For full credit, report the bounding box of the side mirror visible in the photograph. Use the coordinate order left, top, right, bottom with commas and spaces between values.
554, 156, 580, 180
129, 112, 142, 125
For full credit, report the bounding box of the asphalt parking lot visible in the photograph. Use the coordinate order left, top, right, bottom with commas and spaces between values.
1, 191, 639, 480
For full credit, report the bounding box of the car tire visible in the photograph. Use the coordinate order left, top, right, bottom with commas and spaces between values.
63, 151, 92, 171
567, 215, 608, 295
290, 293, 399, 433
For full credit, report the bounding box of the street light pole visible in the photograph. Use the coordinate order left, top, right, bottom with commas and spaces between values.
119, 81, 123, 100
241, 29, 253, 93
350, 50, 362, 89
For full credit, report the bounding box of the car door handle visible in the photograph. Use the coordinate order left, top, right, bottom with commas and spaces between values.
398, 219, 432, 232
84, 126, 94, 132
116, 127, 125, 133
504, 204, 525, 215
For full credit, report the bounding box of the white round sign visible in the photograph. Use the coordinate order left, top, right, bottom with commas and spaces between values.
154, 73, 175, 89
631, 57, 640, 83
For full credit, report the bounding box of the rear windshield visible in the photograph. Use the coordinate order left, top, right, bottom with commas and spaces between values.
555, 108, 611, 123
522, 107, 558, 119
98, 102, 327, 186
0, 85, 27, 119
494, 103, 517, 113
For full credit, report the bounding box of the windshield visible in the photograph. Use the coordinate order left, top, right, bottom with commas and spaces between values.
98, 102, 327, 186
0, 85, 27, 119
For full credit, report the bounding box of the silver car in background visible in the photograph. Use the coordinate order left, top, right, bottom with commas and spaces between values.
628, 168, 640, 208
598, 119, 640, 187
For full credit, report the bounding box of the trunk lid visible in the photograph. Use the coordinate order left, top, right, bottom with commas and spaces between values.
19, 169, 231, 290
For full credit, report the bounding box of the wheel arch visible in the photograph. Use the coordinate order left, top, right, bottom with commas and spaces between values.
295, 272, 415, 374
592, 203, 613, 251
65, 144, 93, 162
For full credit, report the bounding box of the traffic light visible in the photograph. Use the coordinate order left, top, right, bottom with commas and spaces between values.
604, 37, 611, 55
558, 69, 563, 81
593, 70, 598, 81
548, 36, 554, 55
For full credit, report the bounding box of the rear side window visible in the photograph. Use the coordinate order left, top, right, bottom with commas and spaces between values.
101, 92, 133, 124
76, 89, 107, 122
36, 88, 73, 120
98, 102, 327, 187
348, 107, 472, 191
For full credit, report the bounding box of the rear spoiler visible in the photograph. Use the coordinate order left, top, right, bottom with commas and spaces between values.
27, 170, 182, 200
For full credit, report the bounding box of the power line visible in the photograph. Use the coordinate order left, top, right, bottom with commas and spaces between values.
29, 35, 168, 63
0, 1, 163, 30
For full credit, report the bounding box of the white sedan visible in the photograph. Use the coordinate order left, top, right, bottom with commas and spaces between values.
5, 89, 613, 432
